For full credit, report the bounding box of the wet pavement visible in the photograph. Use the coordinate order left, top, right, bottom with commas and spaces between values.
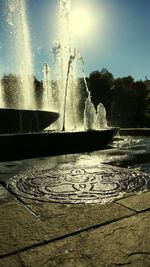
0, 136, 150, 266
8, 163, 150, 204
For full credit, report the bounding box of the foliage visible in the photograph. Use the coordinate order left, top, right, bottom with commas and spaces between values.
2, 73, 21, 107
89, 69, 114, 109
88, 70, 150, 127
1, 71, 150, 127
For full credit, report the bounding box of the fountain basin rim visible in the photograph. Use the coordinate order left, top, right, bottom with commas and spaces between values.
0, 127, 119, 137
0, 108, 59, 134
0, 128, 119, 161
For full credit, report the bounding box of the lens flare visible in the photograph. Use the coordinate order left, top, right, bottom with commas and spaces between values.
70, 5, 95, 37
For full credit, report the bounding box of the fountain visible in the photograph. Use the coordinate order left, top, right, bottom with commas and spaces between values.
5, 0, 35, 109
0, 39, 5, 108
0, 0, 59, 134
0, 81, 5, 108
50, 0, 108, 132
0, 0, 118, 161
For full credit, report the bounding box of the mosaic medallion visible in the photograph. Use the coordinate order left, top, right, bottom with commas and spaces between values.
8, 165, 150, 204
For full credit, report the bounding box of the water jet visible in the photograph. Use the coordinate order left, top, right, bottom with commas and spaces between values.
0, 0, 118, 161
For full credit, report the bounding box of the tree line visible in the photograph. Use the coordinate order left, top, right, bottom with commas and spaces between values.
87, 69, 150, 127
1, 70, 150, 128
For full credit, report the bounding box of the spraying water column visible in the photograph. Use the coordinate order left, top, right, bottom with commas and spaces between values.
5, 0, 35, 109
51, 0, 81, 131
0, 37, 5, 108
50, 0, 107, 131
0, 81, 5, 108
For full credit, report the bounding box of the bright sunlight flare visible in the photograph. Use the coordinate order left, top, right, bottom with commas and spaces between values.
70, 5, 95, 37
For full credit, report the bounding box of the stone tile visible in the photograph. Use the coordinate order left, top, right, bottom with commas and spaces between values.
116, 191, 150, 212
0, 184, 15, 204
0, 161, 28, 184
26, 201, 134, 237
1, 211, 148, 267
0, 201, 51, 257
0, 194, 134, 258
0, 256, 21, 267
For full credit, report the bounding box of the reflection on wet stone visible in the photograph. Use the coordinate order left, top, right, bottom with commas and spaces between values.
8, 165, 150, 204
0, 161, 24, 174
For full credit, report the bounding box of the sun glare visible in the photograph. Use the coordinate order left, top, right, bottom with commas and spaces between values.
71, 5, 95, 37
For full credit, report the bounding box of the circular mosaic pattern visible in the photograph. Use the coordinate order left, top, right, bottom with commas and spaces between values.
8, 166, 150, 204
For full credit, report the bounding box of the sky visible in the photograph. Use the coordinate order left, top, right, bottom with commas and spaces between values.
0, 0, 150, 81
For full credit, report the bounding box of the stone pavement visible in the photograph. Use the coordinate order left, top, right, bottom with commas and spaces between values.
0, 157, 150, 267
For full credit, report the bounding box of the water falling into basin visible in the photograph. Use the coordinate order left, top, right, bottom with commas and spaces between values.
42, 63, 52, 110
5, 0, 35, 109
1, 0, 108, 130
48, 0, 108, 131
0, 0, 117, 159
78, 53, 108, 130
0, 40, 5, 108
50, 0, 82, 131
0, 80, 5, 108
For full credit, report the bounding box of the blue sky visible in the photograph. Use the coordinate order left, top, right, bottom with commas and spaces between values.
0, 0, 150, 81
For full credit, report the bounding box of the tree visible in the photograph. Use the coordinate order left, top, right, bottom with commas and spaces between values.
2, 73, 21, 107
110, 76, 149, 127
145, 80, 150, 121
88, 69, 114, 123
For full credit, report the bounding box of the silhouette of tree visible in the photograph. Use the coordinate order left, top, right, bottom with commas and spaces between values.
2, 73, 21, 107
133, 81, 148, 126
142, 80, 150, 126
2, 71, 150, 128
109, 76, 149, 127
88, 70, 150, 127
88, 69, 114, 123
110, 76, 135, 126
34, 76, 43, 97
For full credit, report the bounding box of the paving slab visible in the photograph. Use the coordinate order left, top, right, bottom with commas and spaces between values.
0, 211, 149, 267
0, 256, 21, 267
26, 201, 135, 235
0, 201, 50, 256
0, 194, 134, 257
0, 184, 15, 204
116, 191, 150, 212
7, 163, 150, 204
0, 161, 27, 183
0, 155, 149, 266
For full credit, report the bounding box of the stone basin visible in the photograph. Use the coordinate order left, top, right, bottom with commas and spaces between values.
0, 108, 59, 134
0, 128, 118, 161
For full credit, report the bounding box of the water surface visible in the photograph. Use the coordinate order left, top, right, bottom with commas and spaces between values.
6, 135, 150, 204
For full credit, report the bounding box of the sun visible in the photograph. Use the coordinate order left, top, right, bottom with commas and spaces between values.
70, 5, 95, 37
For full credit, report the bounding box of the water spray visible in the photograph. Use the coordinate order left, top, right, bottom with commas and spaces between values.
62, 48, 77, 131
